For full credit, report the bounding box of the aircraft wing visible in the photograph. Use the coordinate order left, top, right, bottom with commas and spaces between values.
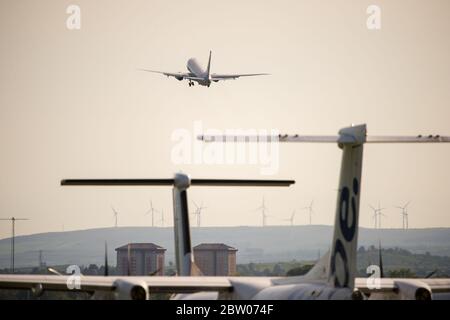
355, 278, 450, 297
0, 275, 233, 296
210, 73, 270, 81
2, 274, 450, 299
0, 275, 114, 293
138, 69, 191, 80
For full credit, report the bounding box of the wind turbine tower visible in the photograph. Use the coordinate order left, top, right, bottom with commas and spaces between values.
192, 201, 207, 227
369, 203, 387, 229
0, 217, 29, 273
145, 200, 159, 227
396, 201, 410, 230
255, 197, 270, 227
284, 210, 297, 226
111, 206, 119, 228
302, 200, 314, 225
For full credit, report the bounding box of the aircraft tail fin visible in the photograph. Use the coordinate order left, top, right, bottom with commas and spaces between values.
197, 124, 450, 290
303, 250, 330, 281
172, 174, 194, 276
191, 262, 203, 276
327, 124, 366, 290
206, 50, 212, 78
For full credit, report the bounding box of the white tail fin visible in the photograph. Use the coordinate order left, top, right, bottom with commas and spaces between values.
206, 51, 212, 78
172, 173, 195, 276
327, 124, 366, 289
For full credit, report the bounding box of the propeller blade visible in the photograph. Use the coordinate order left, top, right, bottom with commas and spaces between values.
425, 269, 438, 279
149, 268, 162, 276
127, 244, 131, 276
47, 267, 62, 276
104, 242, 109, 276
378, 241, 384, 278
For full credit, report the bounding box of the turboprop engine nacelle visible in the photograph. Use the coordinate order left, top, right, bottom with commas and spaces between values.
395, 280, 432, 300
113, 279, 149, 300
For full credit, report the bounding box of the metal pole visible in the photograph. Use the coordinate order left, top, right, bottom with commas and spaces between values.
12, 218, 15, 273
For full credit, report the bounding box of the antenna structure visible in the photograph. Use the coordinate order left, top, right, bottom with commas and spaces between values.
0, 217, 29, 272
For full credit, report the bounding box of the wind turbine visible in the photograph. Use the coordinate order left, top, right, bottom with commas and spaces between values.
396, 201, 410, 230
369, 203, 387, 229
111, 206, 119, 228
283, 210, 297, 226
145, 200, 159, 227
0, 217, 29, 273
192, 201, 207, 227
255, 197, 270, 227
302, 200, 314, 225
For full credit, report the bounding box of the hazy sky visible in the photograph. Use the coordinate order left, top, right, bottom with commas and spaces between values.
1, 0, 450, 239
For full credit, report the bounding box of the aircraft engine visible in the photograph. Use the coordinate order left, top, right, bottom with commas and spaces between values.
395, 280, 432, 300
113, 279, 149, 300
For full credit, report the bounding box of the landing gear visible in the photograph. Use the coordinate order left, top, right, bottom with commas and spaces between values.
188, 81, 194, 87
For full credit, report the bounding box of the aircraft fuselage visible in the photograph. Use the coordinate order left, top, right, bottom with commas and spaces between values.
187, 58, 211, 87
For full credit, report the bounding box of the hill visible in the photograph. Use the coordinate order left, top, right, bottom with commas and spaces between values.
0, 226, 449, 268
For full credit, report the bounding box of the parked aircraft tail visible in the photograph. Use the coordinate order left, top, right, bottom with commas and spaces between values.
206, 51, 212, 78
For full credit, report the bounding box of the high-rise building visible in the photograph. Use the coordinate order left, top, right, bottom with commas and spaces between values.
115, 243, 166, 276
193, 243, 238, 276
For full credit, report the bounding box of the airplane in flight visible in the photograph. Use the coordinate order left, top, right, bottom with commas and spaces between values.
1, 125, 450, 300
139, 51, 269, 87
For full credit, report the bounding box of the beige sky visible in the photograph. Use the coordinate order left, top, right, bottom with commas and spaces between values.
1, 0, 450, 239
